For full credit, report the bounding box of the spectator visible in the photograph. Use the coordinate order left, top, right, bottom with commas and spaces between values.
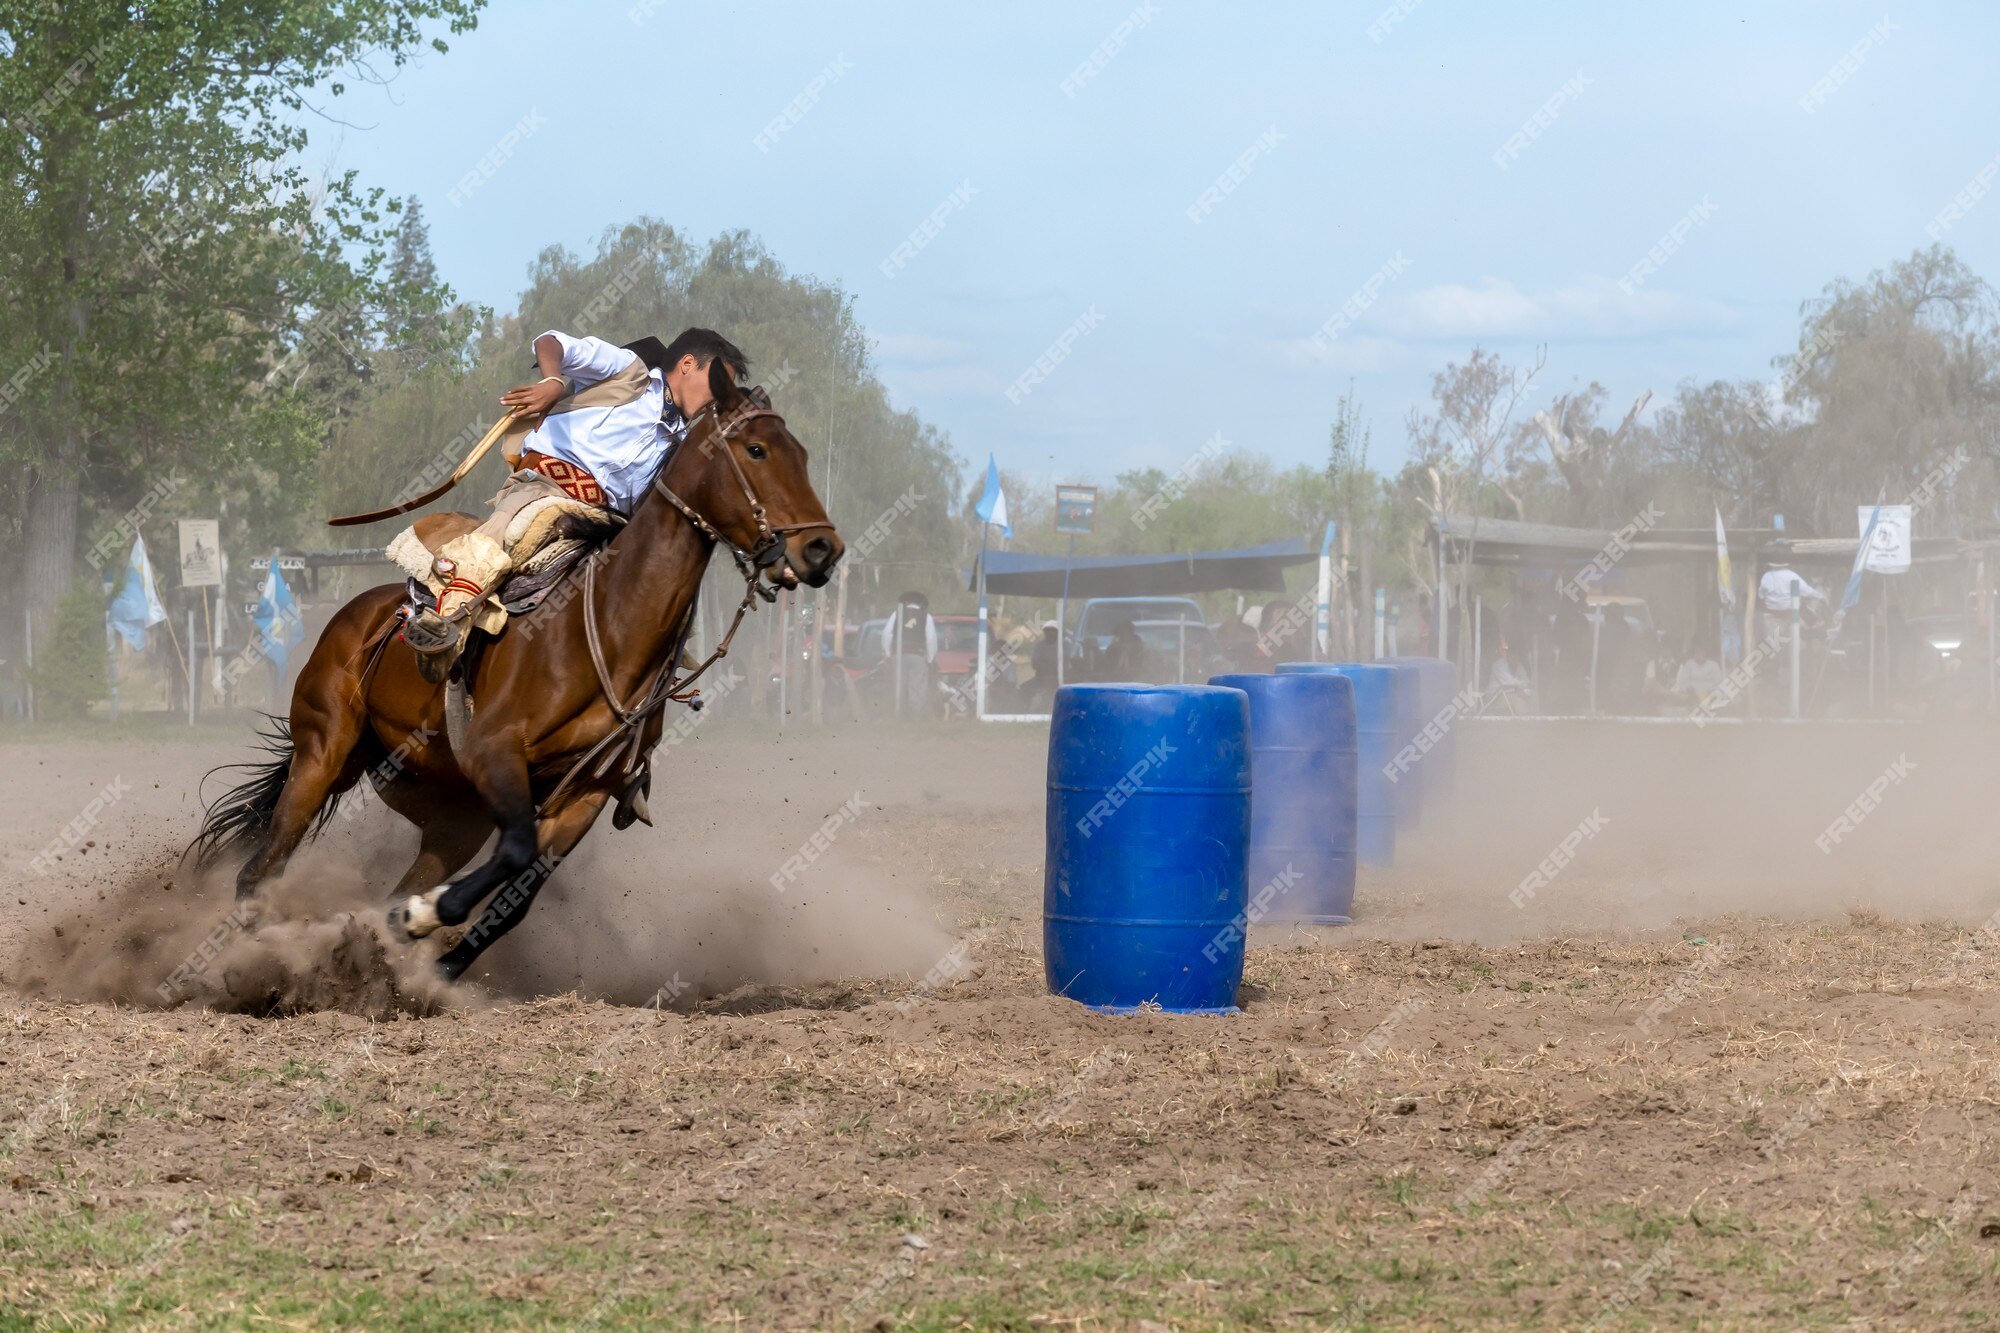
1673, 640, 1726, 710
1486, 638, 1533, 715
1641, 637, 1682, 713
1758, 556, 1824, 640
890, 591, 936, 719
1026, 621, 1061, 709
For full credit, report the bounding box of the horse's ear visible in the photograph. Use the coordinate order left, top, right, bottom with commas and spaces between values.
707, 357, 740, 410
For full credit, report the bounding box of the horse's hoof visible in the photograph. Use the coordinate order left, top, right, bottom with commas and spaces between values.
389, 892, 442, 941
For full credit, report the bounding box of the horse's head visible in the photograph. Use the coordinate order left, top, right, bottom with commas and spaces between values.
672, 362, 843, 590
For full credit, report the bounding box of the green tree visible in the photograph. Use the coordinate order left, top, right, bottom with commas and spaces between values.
0, 0, 483, 648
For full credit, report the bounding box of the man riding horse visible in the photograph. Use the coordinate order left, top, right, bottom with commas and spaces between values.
394, 327, 749, 680
195, 328, 843, 984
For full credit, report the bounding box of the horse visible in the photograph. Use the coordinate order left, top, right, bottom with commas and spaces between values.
192, 361, 843, 981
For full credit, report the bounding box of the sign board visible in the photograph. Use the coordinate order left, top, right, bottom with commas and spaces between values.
1859, 504, 1912, 574
1055, 485, 1097, 535
178, 519, 221, 588
250, 556, 308, 571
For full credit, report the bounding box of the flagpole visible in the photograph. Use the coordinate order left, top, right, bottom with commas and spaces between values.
976, 522, 990, 721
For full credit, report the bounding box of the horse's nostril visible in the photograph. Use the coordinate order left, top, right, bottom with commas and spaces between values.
802, 536, 834, 568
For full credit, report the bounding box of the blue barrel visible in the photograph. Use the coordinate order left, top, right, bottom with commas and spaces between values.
1045, 683, 1250, 1014
1381, 656, 1461, 799
1209, 672, 1358, 925
1276, 663, 1396, 866
1378, 661, 1424, 831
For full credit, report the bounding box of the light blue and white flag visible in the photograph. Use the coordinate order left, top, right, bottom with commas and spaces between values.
252, 553, 304, 677
108, 535, 168, 650
1843, 499, 1884, 612
974, 454, 1012, 538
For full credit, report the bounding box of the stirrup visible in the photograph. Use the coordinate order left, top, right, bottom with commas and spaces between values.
402, 608, 464, 685
612, 765, 653, 830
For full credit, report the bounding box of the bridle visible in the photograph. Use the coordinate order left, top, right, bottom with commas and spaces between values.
652, 389, 824, 598
542, 388, 826, 815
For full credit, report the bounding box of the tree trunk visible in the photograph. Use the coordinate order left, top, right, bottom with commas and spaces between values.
21, 450, 81, 651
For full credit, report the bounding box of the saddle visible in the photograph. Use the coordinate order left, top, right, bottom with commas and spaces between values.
386, 498, 625, 682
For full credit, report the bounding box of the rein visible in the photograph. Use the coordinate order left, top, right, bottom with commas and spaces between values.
536, 395, 805, 816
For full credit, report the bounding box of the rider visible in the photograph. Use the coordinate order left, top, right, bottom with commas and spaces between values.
399, 327, 748, 652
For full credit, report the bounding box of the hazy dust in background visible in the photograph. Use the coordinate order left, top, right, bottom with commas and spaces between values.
1345, 719, 2000, 945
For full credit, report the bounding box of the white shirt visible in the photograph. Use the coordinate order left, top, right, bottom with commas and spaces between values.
524, 331, 683, 514
1758, 567, 1823, 613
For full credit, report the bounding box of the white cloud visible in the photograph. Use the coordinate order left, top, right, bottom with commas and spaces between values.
1382, 276, 1736, 340
869, 331, 972, 363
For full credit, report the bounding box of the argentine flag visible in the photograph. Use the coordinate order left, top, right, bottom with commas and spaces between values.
253, 553, 305, 678
108, 535, 168, 650
974, 454, 1011, 538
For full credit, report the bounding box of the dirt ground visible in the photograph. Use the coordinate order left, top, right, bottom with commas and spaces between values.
3, 716, 2000, 1330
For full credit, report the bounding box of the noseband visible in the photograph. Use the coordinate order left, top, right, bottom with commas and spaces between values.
652, 395, 822, 600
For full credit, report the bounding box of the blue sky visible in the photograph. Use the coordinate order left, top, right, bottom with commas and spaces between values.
317, 2, 2000, 496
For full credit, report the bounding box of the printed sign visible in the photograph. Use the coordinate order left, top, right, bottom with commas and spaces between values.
1055, 484, 1097, 535
1859, 504, 1912, 574
178, 519, 221, 588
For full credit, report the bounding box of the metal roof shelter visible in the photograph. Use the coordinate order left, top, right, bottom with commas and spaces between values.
1431, 512, 1966, 570
967, 537, 1317, 598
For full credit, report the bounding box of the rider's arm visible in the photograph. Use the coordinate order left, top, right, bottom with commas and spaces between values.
501, 331, 640, 419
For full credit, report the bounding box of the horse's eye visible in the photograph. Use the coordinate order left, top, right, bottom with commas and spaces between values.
746, 443, 768, 460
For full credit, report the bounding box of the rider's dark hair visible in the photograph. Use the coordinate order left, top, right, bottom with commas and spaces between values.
662, 327, 749, 382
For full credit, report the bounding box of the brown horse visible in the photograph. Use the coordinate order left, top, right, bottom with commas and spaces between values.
194, 363, 842, 981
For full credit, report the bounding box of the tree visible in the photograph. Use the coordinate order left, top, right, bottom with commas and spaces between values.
1783, 245, 2000, 533
0, 0, 482, 648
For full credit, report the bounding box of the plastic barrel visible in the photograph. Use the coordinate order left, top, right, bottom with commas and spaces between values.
1044, 683, 1251, 1014
1209, 672, 1358, 925
1381, 656, 1461, 799
1276, 663, 1396, 866
1376, 661, 1424, 831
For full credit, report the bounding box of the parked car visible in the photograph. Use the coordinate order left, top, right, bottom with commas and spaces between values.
1071, 597, 1219, 683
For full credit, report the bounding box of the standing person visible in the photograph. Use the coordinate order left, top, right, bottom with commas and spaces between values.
1026, 620, 1061, 709
891, 591, 937, 719
1758, 554, 1824, 641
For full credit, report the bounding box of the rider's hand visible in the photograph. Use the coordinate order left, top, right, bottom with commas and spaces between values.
500, 377, 565, 420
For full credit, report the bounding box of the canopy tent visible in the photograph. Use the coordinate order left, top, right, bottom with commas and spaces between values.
968, 537, 1317, 598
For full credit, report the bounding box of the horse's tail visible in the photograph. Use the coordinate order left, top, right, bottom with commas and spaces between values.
189, 715, 341, 865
